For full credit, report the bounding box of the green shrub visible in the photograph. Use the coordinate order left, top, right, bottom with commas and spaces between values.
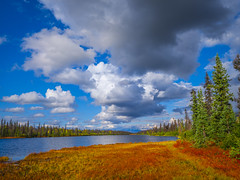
229, 147, 240, 159
233, 122, 240, 138
180, 130, 194, 141
164, 131, 178, 137
220, 134, 238, 149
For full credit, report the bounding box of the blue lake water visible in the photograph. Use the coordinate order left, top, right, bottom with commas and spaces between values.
0, 135, 178, 161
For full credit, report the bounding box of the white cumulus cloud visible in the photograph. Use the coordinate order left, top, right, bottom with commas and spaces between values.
45, 86, 75, 108
2, 92, 44, 104
51, 107, 75, 113
30, 106, 44, 110
5, 107, 24, 112
33, 113, 45, 117
3, 86, 76, 114
67, 117, 78, 125
22, 28, 96, 76
79, 62, 193, 124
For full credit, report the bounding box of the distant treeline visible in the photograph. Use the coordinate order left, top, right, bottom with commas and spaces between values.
0, 119, 130, 138
138, 110, 191, 137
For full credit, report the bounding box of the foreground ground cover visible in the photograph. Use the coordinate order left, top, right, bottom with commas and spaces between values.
0, 140, 240, 179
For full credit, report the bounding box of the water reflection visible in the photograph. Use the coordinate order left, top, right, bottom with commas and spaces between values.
0, 135, 177, 161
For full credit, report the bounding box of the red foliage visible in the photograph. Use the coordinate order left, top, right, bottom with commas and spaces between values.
174, 140, 240, 178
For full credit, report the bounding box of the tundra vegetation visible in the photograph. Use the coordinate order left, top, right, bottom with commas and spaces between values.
1, 141, 240, 179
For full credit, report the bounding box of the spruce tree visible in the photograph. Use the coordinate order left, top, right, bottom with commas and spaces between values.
195, 89, 208, 145
185, 109, 189, 121
233, 54, 240, 74
204, 72, 212, 116
233, 54, 240, 117
190, 89, 198, 134
185, 109, 189, 130
210, 54, 235, 142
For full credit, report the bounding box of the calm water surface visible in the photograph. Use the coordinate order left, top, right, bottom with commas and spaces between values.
0, 135, 177, 161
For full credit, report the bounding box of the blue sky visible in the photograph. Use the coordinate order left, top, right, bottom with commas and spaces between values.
0, 0, 239, 132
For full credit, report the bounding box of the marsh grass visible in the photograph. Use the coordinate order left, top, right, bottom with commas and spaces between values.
0, 140, 240, 179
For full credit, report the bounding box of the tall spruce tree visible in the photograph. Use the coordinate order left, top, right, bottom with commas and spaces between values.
185, 109, 188, 129
204, 72, 212, 116
195, 89, 208, 145
210, 54, 235, 142
184, 109, 191, 131
190, 89, 198, 134
185, 109, 189, 121
233, 54, 240, 74
233, 54, 240, 117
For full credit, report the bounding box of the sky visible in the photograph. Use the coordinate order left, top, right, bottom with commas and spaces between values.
0, 0, 240, 132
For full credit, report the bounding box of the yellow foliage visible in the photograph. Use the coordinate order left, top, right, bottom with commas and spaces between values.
0, 140, 239, 179
0, 156, 9, 162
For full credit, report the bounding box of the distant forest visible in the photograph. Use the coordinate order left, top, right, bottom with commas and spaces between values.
138, 110, 192, 137
0, 119, 130, 138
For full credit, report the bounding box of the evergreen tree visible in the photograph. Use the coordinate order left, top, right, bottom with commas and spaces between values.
233, 54, 240, 117
174, 119, 178, 131
185, 109, 189, 121
204, 72, 213, 116
233, 54, 240, 74
190, 89, 198, 134
184, 109, 191, 130
195, 89, 208, 145
210, 54, 235, 142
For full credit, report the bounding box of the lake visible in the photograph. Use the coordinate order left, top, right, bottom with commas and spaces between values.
0, 135, 177, 161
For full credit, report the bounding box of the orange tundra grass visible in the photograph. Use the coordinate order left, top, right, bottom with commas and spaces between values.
0, 140, 240, 179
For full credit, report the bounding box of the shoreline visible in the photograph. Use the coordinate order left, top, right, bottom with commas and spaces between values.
1, 140, 179, 163
0, 137, 26, 139
0, 134, 132, 139
1, 140, 239, 179
0, 134, 179, 140
1, 137, 178, 162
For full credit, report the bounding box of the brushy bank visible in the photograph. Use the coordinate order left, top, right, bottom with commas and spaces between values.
1, 140, 240, 179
